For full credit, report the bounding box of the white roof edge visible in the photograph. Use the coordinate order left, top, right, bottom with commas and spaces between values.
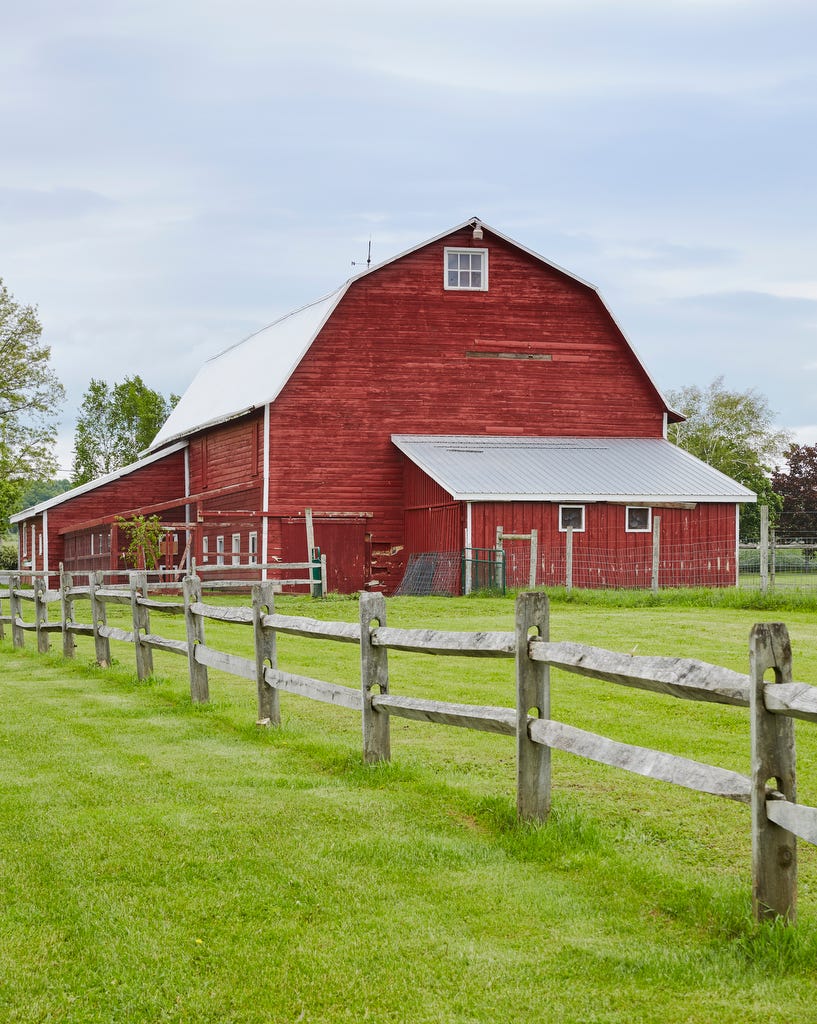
451, 492, 757, 504
10, 441, 189, 522
147, 405, 258, 452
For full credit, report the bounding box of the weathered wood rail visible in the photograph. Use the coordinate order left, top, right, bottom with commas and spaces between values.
2, 570, 817, 923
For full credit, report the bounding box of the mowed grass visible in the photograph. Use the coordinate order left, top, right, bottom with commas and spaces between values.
2, 591, 817, 1023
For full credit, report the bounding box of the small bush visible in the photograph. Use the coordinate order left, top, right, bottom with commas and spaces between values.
0, 541, 18, 571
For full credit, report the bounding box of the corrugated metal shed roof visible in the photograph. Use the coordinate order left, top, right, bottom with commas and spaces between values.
391, 435, 756, 504
147, 218, 682, 452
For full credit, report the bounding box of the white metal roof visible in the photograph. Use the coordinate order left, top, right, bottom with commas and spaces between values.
149, 287, 345, 450
10, 441, 189, 523
391, 435, 757, 504
147, 219, 682, 452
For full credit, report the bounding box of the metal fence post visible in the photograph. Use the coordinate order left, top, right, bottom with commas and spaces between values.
515, 591, 551, 822
360, 591, 390, 764
750, 622, 797, 922
651, 515, 661, 594
759, 505, 769, 596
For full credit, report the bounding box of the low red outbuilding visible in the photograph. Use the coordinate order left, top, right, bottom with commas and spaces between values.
12, 219, 755, 590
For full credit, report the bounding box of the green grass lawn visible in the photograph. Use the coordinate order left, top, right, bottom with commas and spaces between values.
2, 591, 817, 1023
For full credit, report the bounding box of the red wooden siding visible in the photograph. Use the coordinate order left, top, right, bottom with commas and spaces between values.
37, 450, 188, 574
469, 500, 738, 588
264, 226, 668, 589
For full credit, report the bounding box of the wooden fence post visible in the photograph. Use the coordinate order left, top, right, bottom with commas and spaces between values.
252, 581, 279, 725
360, 591, 390, 764
89, 570, 111, 667
34, 573, 49, 654
529, 528, 538, 589
651, 515, 661, 594
10, 574, 24, 648
565, 527, 573, 592
750, 622, 797, 922
515, 591, 551, 822
759, 505, 769, 596
60, 565, 75, 659
130, 571, 153, 681
183, 574, 209, 703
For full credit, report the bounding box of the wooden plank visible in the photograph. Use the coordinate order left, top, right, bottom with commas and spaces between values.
764, 682, 817, 723
64, 587, 92, 598
262, 613, 360, 644
40, 623, 64, 634
189, 601, 254, 625
370, 626, 514, 658
131, 572, 153, 681
529, 639, 750, 707
136, 598, 186, 614
94, 588, 133, 605
528, 717, 752, 803
194, 644, 256, 680
765, 797, 817, 847
372, 694, 515, 734
13, 589, 35, 602
66, 623, 95, 637
34, 576, 49, 654
15, 620, 37, 632
263, 667, 362, 711
141, 634, 189, 655
98, 625, 135, 643
89, 571, 111, 668
60, 567, 75, 659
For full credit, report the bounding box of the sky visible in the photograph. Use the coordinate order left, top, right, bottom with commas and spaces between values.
1, 0, 816, 476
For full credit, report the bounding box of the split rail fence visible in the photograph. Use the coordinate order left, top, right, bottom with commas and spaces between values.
2, 569, 817, 923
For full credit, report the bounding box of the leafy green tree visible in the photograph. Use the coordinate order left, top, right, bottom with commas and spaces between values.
666, 377, 789, 541
772, 444, 817, 538
0, 279, 65, 532
72, 376, 179, 484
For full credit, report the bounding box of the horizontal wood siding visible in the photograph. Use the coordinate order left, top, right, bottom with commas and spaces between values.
188, 414, 263, 496
34, 450, 188, 574
266, 228, 667, 590
471, 501, 738, 588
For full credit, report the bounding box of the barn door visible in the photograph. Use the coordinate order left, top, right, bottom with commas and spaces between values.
280, 517, 369, 594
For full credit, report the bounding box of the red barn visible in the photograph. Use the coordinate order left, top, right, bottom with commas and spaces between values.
12, 219, 755, 590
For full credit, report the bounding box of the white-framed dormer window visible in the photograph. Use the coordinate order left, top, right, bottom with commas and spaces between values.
248, 531, 258, 565
559, 505, 585, 532
444, 247, 488, 291
216, 535, 225, 566
626, 506, 652, 533
231, 533, 241, 566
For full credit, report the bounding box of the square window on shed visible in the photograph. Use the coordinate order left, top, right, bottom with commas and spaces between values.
626, 506, 652, 533
559, 505, 585, 532
202, 536, 209, 563
248, 532, 258, 565
444, 248, 488, 291
216, 535, 225, 566
231, 533, 241, 566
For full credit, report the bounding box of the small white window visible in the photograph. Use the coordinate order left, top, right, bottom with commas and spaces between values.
39, 533, 44, 555
559, 505, 585, 532
231, 533, 241, 566
626, 506, 652, 533
444, 247, 488, 291
248, 531, 258, 565
202, 536, 209, 563
90, 533, 94, 556
216, 535, 225, 566
22, 529, 27, 556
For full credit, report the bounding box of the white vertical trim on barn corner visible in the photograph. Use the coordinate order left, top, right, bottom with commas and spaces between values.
735, 504, 741, 587
184, 446, 191, 571
42, 510, 49, 575
262, 402, 270, 581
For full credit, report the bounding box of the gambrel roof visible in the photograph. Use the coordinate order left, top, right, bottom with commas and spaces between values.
392, 435, 757, 504
148, 219, 681, 452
